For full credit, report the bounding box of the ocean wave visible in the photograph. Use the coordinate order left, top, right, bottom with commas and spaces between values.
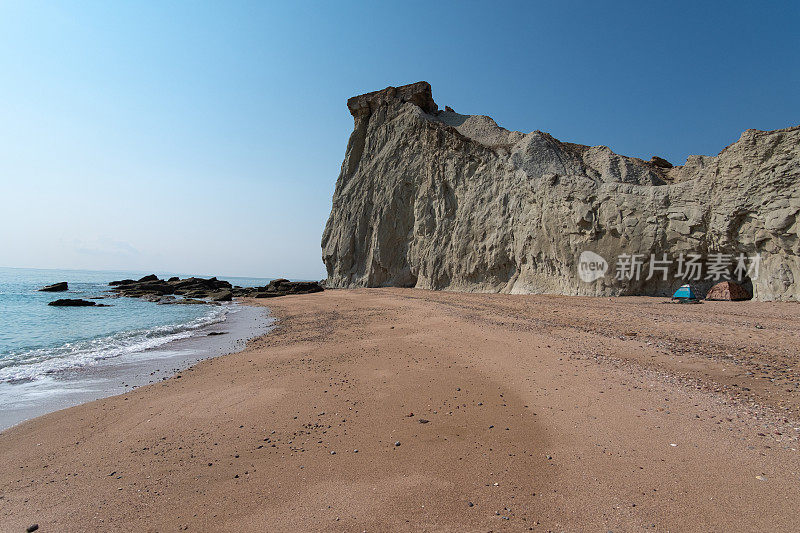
0, 306, 230, 383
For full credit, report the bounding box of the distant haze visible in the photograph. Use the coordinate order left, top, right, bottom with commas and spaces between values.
1, 2, 797, 278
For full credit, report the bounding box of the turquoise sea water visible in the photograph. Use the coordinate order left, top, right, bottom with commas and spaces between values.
0, 267, 272, 384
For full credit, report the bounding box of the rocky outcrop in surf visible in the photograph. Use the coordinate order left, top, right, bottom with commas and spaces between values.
108, 275, 323, 302
48, 299, 108, 307
322, 82, 800, 300
39, 282, 68, 292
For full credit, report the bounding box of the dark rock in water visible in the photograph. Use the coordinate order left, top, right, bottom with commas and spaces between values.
48, 299, 97, 307
108, 274, 320, 301
209, 290, 233, 302
181, 289, 210, 298
39, 282, 68, 292
140, 282, 172, 294
207, 331, 228, 336
171, 298, 220, 305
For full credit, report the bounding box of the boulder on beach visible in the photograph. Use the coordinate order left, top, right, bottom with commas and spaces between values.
48, 299, 98, 307
233, 279, 324, 298
39, 282, 68, 292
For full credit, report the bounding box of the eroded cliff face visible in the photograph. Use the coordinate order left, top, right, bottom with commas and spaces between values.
322, 82, 800, 300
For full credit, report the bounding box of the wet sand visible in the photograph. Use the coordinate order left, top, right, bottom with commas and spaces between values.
0, 304, 274, 432
1, 289, 799, 531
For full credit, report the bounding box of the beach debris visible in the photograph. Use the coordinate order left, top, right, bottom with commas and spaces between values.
418, 418, 430, 424
38, 282, 68, 292
394, 441, 401, 447
48, 299, 101, 307
26, 525, 39, 532
330, 451, 336, 455
670, 443, 677, 447
468, 502, 474, 507
756, 475, 767, 481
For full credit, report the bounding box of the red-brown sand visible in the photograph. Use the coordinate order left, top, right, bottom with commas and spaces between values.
1, 289, 799, 531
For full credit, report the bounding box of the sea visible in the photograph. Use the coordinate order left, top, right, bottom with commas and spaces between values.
0, 267, 276, 430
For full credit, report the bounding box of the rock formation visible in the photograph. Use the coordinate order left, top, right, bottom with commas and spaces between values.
322, 82, 800, 300
108, 276, 323, 301
247, 279, 324, 299
39, 282, 68, 292
48, 299, 106, 307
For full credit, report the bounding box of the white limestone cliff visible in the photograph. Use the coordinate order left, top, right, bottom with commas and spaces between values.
322, 82, 800, 300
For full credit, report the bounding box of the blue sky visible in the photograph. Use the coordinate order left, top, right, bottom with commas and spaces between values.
1, 1, 797, 279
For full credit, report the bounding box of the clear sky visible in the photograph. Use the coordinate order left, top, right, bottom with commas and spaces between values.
1, 1, 797, 279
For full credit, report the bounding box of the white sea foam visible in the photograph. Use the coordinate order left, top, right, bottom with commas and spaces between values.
0, 306, 230, 383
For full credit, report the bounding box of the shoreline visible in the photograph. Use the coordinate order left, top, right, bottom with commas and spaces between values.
1, 289, 799, 530
0, 302, 274, 432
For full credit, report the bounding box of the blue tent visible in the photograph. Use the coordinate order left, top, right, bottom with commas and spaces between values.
672, 284, 697, 300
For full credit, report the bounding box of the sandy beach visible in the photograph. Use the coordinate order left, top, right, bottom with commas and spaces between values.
2, 289, 799, 531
